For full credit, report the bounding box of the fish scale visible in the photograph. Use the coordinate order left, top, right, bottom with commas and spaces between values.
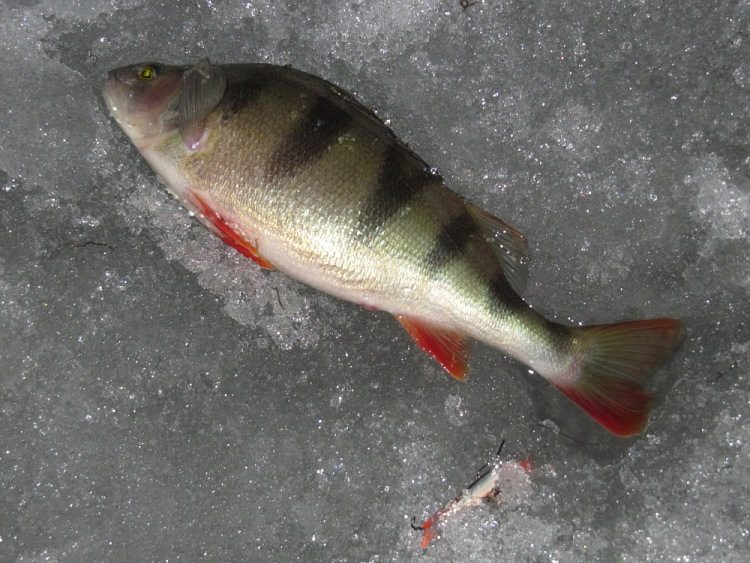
103, 60, 685, 437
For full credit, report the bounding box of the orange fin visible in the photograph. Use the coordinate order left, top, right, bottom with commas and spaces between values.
395, 315, 470, 380
190, 192, 274, 270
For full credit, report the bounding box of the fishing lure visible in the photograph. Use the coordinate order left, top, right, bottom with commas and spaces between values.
412, 441, 532, 548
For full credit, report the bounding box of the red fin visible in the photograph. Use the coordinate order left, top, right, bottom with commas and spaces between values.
557, 318, 685, 437
190, 193, 274, 270
555, 384, 653, 438
395, 315, 470, 381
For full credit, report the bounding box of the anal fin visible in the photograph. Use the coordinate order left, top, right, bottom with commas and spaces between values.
395, 315, 470, 381
190, 193, 274, 270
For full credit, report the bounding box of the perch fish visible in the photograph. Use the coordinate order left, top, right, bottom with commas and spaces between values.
103, 60, 684, 436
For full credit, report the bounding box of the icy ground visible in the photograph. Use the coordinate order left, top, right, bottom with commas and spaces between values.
1, 0, 748, 560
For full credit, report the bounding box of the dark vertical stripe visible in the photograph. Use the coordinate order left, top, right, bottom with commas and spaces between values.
266, 96, 352, 178
488, 273, 526, 312
221, 79, 265, 120
358, 145, 434, 234
424, 211, 479, 269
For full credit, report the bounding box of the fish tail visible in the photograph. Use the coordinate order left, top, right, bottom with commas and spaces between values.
553, 318, 685, 437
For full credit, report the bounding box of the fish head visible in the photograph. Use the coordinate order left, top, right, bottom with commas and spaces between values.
103, 62, 185, 147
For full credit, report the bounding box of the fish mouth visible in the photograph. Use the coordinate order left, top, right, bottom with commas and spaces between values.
102, 70, 138, 133
101, 72, 122, 121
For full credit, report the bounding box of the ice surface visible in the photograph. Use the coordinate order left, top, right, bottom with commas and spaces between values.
1, 0, 748, 560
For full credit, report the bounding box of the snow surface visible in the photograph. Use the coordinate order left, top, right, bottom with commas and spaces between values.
1, 0, 748, 560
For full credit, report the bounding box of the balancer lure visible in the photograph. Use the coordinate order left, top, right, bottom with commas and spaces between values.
412, 441, 532, 549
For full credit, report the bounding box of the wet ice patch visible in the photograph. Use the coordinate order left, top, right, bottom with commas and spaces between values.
444, 394, 468, 426
689, 155, 750, 242
547, 100, 603, 162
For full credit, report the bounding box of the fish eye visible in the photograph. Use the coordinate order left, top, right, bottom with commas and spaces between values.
138, 64, 158, 81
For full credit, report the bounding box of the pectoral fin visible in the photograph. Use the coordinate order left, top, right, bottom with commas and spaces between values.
179, 59, 227, 150
395, 315, 470, 380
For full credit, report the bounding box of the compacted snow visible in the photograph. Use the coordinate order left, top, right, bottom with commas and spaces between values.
1, 1, 747, 560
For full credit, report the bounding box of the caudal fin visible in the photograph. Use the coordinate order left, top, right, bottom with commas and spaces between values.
555, 319, 685, 437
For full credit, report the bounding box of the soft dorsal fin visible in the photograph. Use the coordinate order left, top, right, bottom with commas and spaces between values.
179, 59, 227, 150
466, 202, 528, 295
395, 315, 470, 381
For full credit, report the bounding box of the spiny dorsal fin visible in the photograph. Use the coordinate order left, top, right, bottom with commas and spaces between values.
179, 59, 227, 150
466, 202, 528, 295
